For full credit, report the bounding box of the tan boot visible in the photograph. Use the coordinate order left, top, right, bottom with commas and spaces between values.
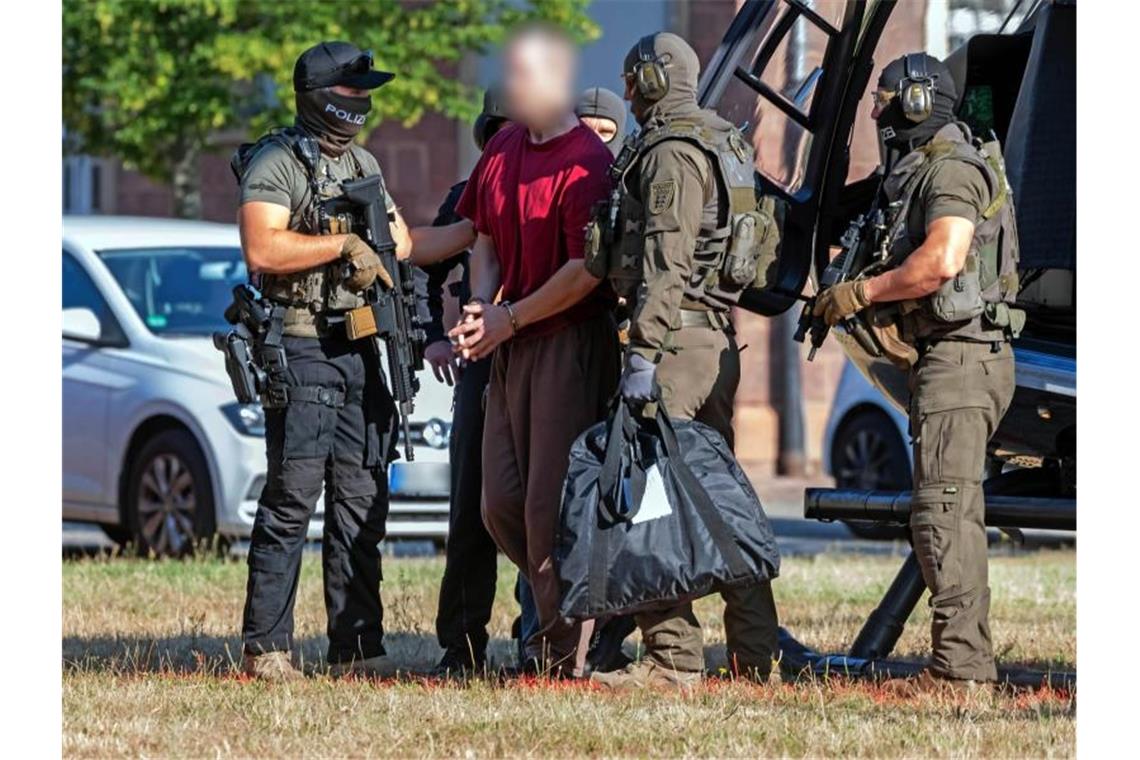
591, 659, 702, 692
328, 655, 398, 680
243, 651, 303, 682
881, 669, 994, 702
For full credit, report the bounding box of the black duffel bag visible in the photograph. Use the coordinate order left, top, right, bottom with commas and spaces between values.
556, 399, 780, 621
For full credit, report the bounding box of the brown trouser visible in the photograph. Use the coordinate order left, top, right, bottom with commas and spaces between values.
908, 339, 1014, 681
634, 320, 780, 675
481, 313, 620, 676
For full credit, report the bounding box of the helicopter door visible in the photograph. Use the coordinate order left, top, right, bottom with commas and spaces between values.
698, 0, 895, 316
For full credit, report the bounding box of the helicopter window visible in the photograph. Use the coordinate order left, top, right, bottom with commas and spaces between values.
714, 0, 847, 196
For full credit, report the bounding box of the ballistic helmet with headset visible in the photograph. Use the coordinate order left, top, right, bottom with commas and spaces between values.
897, 53, 938, 123
631, 34, 669, 102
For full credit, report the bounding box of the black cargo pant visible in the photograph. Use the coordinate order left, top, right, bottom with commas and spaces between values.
434, 356, 498, 660
242, 334, 397, 664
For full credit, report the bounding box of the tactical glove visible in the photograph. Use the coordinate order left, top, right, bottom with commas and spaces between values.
813, 279, 870, 326
620, 353, 658, 404
341, 233, 393, 292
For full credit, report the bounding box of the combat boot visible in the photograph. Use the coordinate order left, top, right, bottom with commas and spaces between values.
590, 659, 702, 692
328, 655, 398, 680
726, 657, 772, 685
430, 648, 487, 679
881, 669, 995, 702
243, 651, 303, 682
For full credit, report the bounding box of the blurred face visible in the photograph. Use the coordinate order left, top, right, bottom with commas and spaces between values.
504, 31, 576, 130
581, 116, 618, 144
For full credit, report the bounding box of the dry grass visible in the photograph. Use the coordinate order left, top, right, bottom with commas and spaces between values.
63, 548, 1075, 758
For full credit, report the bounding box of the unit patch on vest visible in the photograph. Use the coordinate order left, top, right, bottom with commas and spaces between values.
649, 180, 676, 215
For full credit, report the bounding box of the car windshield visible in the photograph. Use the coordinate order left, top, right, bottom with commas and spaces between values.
96, 246, 246, 336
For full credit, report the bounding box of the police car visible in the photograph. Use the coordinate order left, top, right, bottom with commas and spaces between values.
62, 215, 451, 555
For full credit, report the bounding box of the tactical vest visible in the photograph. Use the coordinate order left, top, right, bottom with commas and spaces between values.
880, 123, 1024, 343
232, 127, 379, 337
584, 115, 780, 307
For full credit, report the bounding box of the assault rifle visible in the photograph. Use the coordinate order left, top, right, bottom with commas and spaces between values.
334, 175, 427, 461
794, 210, 883, 360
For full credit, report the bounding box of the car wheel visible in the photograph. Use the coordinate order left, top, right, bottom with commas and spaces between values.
126, 429, 216, 558
831, 410, 911, 541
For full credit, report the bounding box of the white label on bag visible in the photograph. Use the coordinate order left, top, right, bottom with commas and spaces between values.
629, 463, 672, 524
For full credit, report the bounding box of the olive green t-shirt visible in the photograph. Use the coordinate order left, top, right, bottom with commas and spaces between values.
917, 153, 991, 230
239, 142, 397, 231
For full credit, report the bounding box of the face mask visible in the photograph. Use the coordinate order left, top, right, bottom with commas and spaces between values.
295, 88, 372, 157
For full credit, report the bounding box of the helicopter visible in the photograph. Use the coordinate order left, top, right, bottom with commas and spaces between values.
698, 0, 1075, 688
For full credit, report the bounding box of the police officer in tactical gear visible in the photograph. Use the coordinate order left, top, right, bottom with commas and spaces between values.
236, 41, 472, 681
588, 32, 781, 691
814, 53, 1021, 695
575, 86, 627, 156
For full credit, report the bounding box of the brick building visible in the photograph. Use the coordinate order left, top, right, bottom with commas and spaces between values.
62, 0, 1008, 473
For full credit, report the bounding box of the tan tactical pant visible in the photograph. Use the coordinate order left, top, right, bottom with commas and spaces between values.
634, 321, 780, 675
908, 340, 1015, 682
481, 313, 620, 676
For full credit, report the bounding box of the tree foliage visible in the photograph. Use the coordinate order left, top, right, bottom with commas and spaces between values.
63, 0, 598, 215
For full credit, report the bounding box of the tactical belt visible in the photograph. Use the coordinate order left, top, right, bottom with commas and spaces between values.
262, 385, 346, 410
679, 309, 732, 331
915, 335, 1009, 356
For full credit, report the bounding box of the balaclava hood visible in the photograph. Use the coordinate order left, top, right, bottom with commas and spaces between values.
576, 87, 628, 155
295, 87, 372, 158
623, 32, 701, 124
875, 53, 958, 162
473, 83, 509, 151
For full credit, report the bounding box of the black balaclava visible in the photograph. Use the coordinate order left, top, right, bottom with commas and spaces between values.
473, 83, 509, 151
576, 87, 628, 155
295, 87, 372, 158
875, 53, 958, 165
623, 32, 701, 125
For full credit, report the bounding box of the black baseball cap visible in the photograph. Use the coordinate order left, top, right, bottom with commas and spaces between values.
293, 41, 395, 92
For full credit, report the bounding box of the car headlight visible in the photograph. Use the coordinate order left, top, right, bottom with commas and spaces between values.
221, 402, 266, 437
421, 418, 451, 449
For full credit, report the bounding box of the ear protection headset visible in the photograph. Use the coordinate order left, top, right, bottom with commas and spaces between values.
632, 34, 669, 103
898, 53, 936, 123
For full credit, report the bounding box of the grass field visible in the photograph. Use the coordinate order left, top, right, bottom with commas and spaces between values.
63, 548, 1075, 758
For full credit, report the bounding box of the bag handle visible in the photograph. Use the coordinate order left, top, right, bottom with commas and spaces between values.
597, 398, 639, 524
652, 403, 753, 580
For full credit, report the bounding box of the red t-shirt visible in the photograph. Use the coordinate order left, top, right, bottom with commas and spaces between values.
456, 121, 614, 338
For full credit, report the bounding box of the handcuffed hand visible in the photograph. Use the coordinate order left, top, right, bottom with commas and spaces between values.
813, 279, 870, 326
341, 233, 393, 292
620, 353, 658, 404
447, 301, 513, 362
425, 340, 461, 386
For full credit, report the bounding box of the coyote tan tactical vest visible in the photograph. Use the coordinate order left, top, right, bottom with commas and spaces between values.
881, 123, 1023, 342
584, 115, 780, 305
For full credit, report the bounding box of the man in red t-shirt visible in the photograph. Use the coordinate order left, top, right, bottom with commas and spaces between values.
449, 25, 619, 677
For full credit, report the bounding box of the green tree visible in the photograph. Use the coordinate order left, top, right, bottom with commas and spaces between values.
63, 0, 598, 218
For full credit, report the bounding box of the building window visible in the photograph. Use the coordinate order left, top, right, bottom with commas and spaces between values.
63, 155, 111, 215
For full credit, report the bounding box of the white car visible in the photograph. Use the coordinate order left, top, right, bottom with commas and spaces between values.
822, 362, 912, 496
62, 215, 451, 555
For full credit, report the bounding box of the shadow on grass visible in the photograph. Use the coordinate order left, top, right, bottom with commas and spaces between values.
62, 632, 529, 677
